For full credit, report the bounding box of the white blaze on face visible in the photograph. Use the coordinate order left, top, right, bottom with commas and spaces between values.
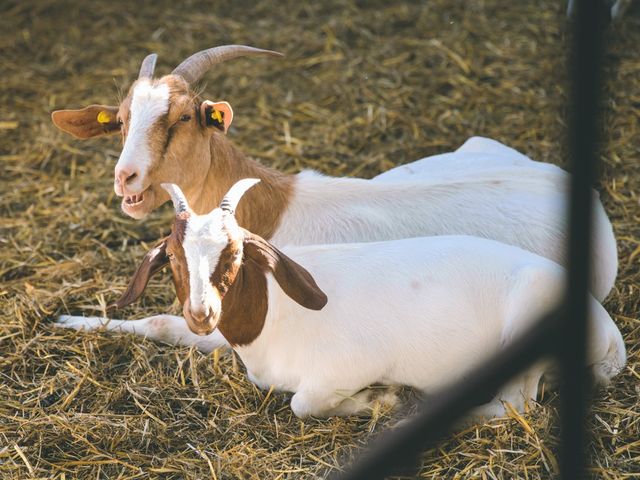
114, 80, 170, 195
183, 211, 229, 316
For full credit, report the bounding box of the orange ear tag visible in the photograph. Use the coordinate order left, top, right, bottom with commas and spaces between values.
97, 111, 112, 124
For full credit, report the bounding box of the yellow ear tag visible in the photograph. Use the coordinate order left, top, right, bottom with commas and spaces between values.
211, 109, 223, 123
97, 111, 112, 124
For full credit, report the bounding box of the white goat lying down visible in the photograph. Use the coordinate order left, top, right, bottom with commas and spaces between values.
52, 45, 617, 351
106, 179, 625, 419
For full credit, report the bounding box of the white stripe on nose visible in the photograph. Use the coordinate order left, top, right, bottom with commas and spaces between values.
114, 81, 169, 196
198, 258, 211, 303
188, 255, 212, 313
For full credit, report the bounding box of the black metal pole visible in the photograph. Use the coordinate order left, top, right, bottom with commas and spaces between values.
336, 3, 607, 478
560, 1, 606, 478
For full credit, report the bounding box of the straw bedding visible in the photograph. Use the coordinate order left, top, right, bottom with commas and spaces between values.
1, 0, 638, 478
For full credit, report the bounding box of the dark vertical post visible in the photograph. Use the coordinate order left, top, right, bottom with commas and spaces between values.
336, 4, 610, 479
561, 1, 606, 478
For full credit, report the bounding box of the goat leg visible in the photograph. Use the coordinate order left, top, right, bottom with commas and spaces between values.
55, 314, 231, 352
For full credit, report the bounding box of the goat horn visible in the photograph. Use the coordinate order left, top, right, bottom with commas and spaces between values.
138, 53, 158, 79
219, 178, 261, 215
172, 45, 283, 85
161, 183, 189, 214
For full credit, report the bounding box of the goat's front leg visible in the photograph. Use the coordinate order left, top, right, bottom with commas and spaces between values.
55, 314, 230, 353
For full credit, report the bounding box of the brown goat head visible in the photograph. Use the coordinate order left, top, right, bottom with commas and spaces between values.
51, 46, 282, 220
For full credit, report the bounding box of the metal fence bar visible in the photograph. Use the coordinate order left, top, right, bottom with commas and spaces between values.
560, 0, 607, 477
337, 1, 607, 478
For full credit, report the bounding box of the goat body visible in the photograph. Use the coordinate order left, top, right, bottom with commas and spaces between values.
104, 181, 624, 419
232, 235, 625, 417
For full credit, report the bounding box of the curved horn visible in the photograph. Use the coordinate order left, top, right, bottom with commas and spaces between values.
138, 53, 158, 80
172, 45, 283, 85
219, 178, 261, 215
161, 183, 189, 214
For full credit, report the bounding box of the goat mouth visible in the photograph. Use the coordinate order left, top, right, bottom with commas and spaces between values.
121, 187, 151, 211
124, 192, 145, 206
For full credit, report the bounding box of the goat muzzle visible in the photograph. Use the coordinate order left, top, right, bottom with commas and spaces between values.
183, 299, 219, 336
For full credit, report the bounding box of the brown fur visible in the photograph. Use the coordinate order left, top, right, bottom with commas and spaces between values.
214, 230, 327, 346
165, 213, 190, 304
51, 105, 120, 139
52, 75, 295, 239
215, 256, 270, 345
113, 238, 169, 309
209, 235, 243, 298
241, 230, 328, 311
116, 213, 188, 309
192, 137, 295, 239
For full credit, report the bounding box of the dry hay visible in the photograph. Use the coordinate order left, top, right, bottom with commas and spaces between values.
1, 0, 639, 478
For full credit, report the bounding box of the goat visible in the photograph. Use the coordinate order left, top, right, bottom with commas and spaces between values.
52, 45, 617, 351
107, 179, 625, 419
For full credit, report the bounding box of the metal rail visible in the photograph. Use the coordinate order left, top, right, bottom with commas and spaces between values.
336, 1, 607, 478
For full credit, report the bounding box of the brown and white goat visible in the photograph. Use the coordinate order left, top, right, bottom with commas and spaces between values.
52, 45, 618, 350
52, 46, 289, 232
108, 179, 625, 419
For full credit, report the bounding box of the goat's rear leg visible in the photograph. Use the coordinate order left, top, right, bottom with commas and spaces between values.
467, 368, 544, 422
55, 314, 230, 353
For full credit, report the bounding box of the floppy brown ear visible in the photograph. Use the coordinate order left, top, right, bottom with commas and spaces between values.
51, 105, 120, 139
112, 238, 169, 309
243, 231, 327, 310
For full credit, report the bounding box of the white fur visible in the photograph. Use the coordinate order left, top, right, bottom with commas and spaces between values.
56, 314, 227, 352
114, 81, 169, 195
372, 136, 561, 181
196, 232, 626, 418
58, 137, 618, 354
183, 211, 228, 313
273, 166, 616, 302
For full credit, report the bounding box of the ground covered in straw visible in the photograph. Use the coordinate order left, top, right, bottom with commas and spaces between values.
1, 0, 639, 478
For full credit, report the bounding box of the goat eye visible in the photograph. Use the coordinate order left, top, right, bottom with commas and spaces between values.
167, 253, 175, 260
117, 119, 123, 126
180, 114, 191, 122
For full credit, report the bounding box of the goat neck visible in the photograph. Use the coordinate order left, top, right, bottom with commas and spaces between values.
187, 134, 295, 240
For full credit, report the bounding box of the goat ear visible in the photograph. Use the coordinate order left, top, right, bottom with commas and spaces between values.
51, 105, 120, 139
200, 100, 233, 133
243, 232, 327, 311
113, 238, 169, 309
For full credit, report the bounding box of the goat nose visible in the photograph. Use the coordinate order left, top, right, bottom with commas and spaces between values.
188, 304, 209, 322
115, 167, 138, 187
